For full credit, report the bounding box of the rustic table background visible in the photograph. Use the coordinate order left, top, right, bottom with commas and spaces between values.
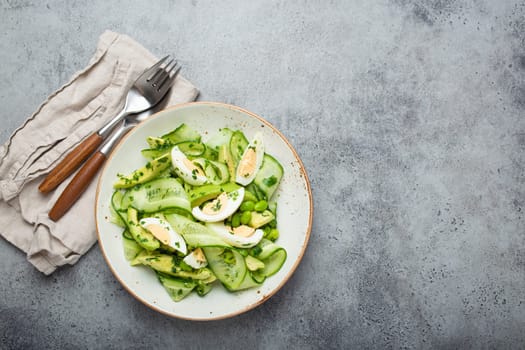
1, 1, 524, 348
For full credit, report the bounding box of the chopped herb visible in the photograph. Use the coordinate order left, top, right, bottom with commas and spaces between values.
262, 175, 277, 187
229, 191, 237, 199
250, 245, 262, 256
211, 200, 222, 212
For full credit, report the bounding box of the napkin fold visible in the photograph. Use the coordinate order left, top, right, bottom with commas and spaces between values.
0, 30, 199, 275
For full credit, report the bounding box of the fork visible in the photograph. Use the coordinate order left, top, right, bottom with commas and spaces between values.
47, 107, 159, 222
39, 56, 181, 194
45, 58, 180, 221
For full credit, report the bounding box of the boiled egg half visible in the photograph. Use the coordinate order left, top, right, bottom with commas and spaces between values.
183, 248, 208, 269
207, 222, 264, 248
139, 217, 187, 255
171, 146, 207, 186
192, 188, 245, 223
235, 132, 264, 186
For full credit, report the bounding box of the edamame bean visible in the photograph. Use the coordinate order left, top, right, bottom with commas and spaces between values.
267, 228, 279, 241
240, 211, 252, 225
254, 200, 268, 212
243, 191, 258, 203
231, 213, 241, 227
240, 201, 255, 212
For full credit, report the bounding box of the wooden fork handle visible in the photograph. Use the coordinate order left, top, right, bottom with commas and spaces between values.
39, 132, 103, 193
48, 151, 107, 222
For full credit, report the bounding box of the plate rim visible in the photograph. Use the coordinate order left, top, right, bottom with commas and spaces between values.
94, 101, 313, 321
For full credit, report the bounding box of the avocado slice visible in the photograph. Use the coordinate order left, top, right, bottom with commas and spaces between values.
218, 144, 236, 180
245, 255, 265, 271
126, 207, 160, 251
114, 153, 171, 189
146, 136, 171, 148
249, 210, 275, 229
188, 182, 241, 207
132, 251, 215, 281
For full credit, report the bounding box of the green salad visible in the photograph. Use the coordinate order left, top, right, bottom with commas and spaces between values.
109, 123, 286, 301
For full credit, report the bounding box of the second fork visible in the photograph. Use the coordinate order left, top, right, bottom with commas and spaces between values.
38, 56, 180, 194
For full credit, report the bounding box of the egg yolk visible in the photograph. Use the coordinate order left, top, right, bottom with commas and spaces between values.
192, 248, 206, 262
237, 147, 256, 178
231, 225, 256, 237
202, 192, 228, 216
144, 224, 170, 245
182, 158, 205, 177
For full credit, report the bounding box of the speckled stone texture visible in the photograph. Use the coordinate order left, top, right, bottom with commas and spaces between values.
1, 0, 524, 348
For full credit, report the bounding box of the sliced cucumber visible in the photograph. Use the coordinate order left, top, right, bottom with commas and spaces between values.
260, 249, 286, 277
164, 213, 233, 248
193, 158, 230, 185
206, 128, 234, 151
229, 130, 249, 166
246, 182, 265, 201
122, 230, 143, 261
141, 147, 171, 160
253, 154, 283, 201
157, 272, 197, 302
202, 160, 229, 185
110, 190, 126, 227
201, 144, 218, 161
121, 178, 191, 214
142, 141, 207, 160
161, 123, 201, 144
176, 141, 206, 157
203, 247, 247, 291
252, 239, 287, 277
232, 270, 262, 291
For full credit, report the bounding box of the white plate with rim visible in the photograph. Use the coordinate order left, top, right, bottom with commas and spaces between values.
95, 102, 313, 320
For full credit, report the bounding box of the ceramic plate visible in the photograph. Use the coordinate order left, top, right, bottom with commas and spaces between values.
95, 102, 312, 320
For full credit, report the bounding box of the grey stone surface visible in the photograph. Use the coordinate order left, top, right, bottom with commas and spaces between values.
1, 0, 524, 348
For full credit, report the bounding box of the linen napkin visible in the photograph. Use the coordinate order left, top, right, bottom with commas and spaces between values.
0, 30, 199, 275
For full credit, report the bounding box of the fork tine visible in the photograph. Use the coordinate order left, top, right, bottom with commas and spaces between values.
146, 55, 170, 82
155, 61, 180, 92
148, 58, 174, 88
163, 58, 177, 74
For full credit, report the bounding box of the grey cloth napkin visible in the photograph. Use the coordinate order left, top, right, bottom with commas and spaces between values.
0, 30, 199, 274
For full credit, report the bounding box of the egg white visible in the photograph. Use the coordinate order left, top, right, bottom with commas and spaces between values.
192, 188, 245, 223
171, 146, 207, 186
206, 222, 263, 248
139, 217, 187, 255
235, 132, 264, 186
183, 248, 208, 269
